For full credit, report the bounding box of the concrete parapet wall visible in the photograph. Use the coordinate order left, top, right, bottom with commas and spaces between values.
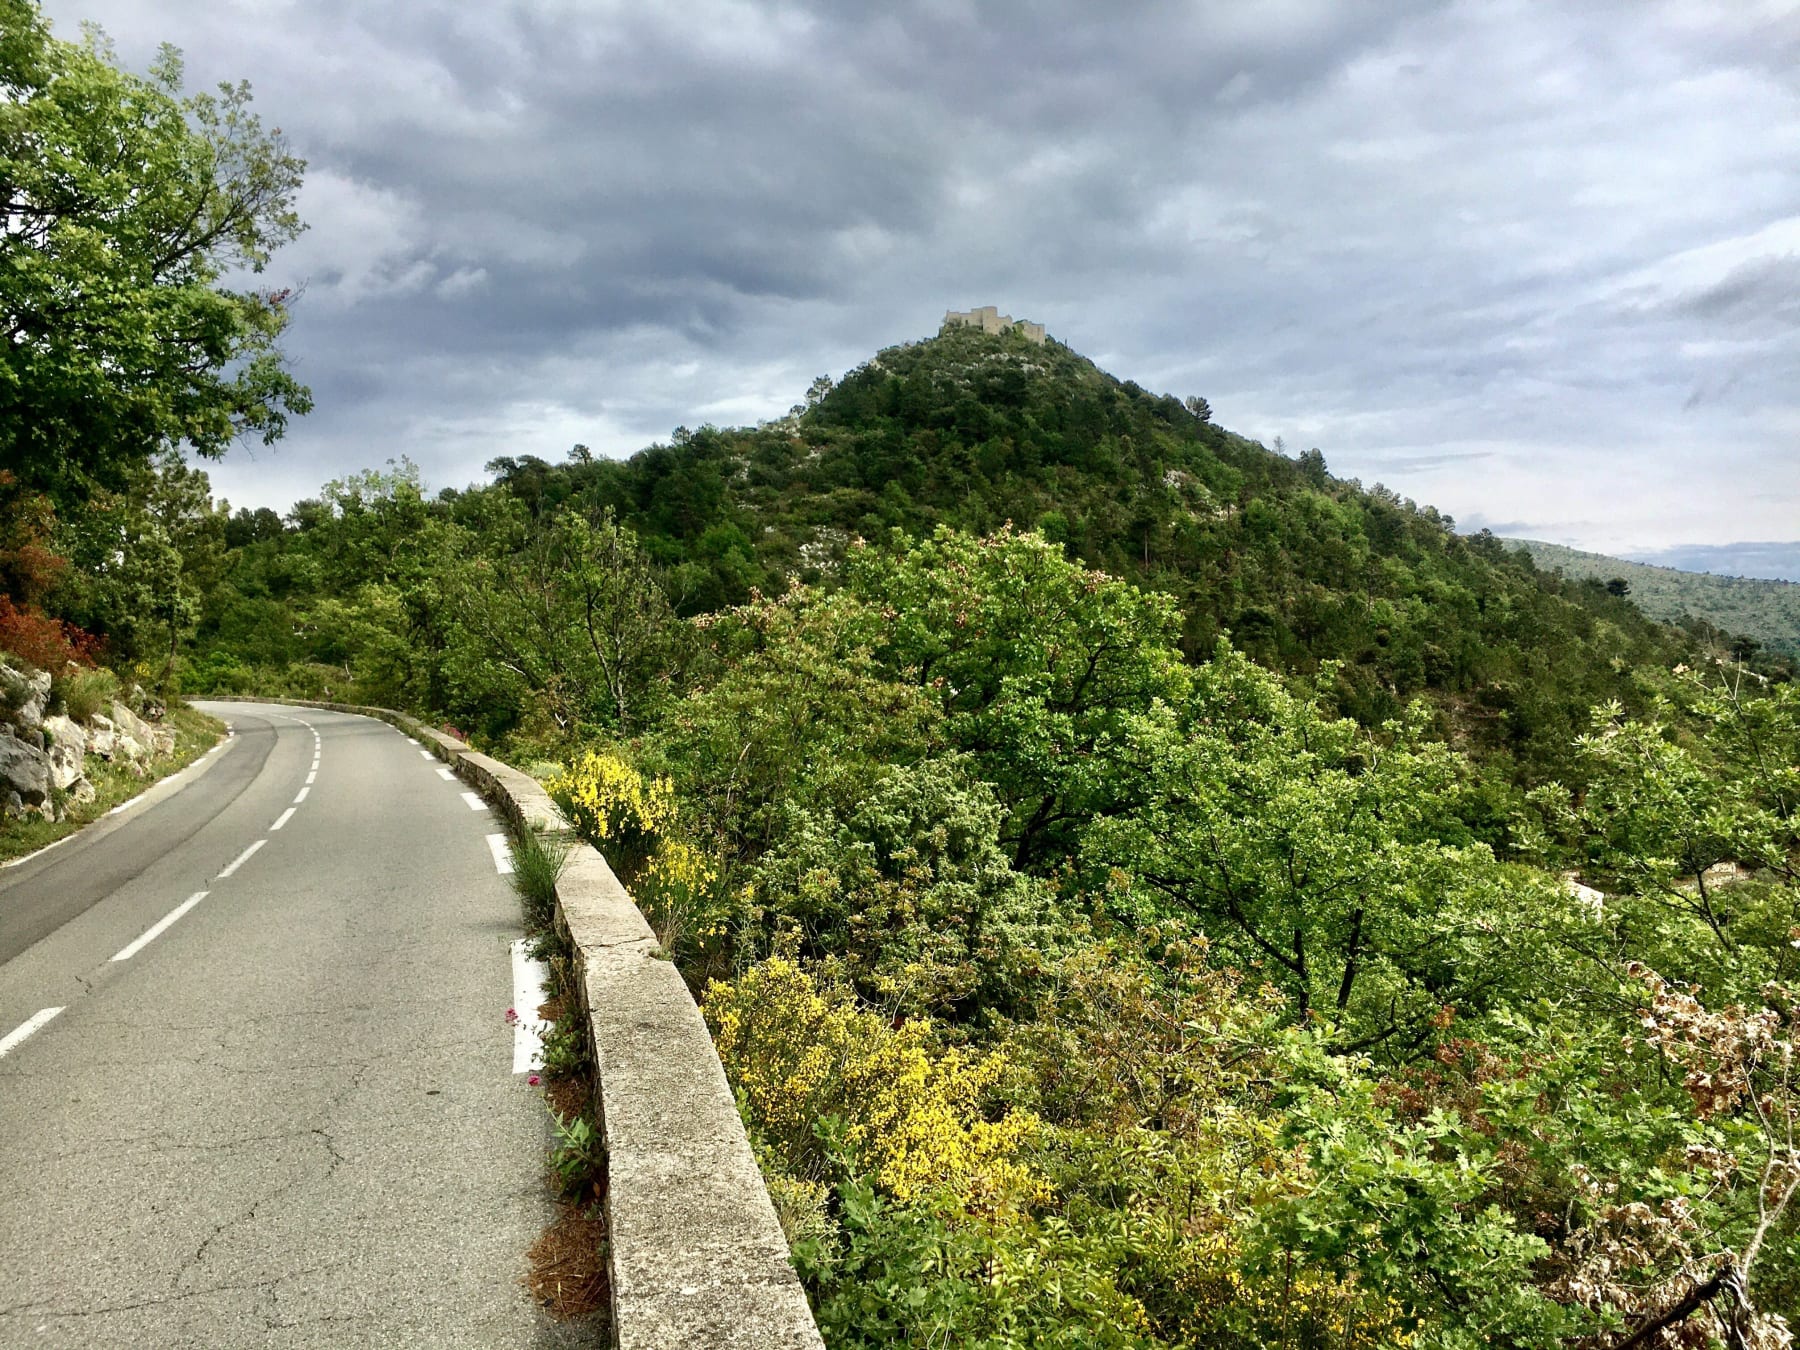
202, 696, 825, 1349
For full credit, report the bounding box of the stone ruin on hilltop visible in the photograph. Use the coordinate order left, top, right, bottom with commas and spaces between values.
940, 305, 1046, 344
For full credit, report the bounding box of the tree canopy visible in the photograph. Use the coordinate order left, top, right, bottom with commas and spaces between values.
0, 0, 310, 504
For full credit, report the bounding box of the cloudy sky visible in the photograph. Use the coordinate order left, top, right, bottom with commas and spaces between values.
43, 0, 1800, 562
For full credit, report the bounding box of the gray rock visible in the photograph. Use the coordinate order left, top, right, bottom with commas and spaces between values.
16, 669, 51, 732
106, 700, 157, 762
87, 712, 116, 759
0, 735, 51, 807
67, 778, 95, 807
2, 789, 21, 818
41, 714, 87, 791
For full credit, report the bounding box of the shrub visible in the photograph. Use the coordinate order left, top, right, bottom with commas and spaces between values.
0, 596, 99, 672
0, 664, 29, 718
544, 749, 676, 871
55, 667, 120, 723
704, 951, 1042, 1212
637, 836, 736, 958
747, 756, 1064, 1018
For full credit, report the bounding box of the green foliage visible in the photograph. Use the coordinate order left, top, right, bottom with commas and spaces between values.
647, 587, 941, 869
1085, 644, 1562, 1052
445, 503, 681, 734
748, 756, 1064, 1017
548, 1112, 605, 1203
508, 826, 570, 932
52, 664, 116, 722
845, 526, 1184, 868
0, 1, 310, 506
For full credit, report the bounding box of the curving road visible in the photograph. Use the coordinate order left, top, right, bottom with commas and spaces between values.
0, 702, 592, 1348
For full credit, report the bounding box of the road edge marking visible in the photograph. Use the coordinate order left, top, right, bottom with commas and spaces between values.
486, 833, 514, 874
0, 1007, 65, 1058
509, 939, 550, 1073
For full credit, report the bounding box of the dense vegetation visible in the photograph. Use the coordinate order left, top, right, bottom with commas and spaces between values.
8, 314, 1800, 1345
1512, 540, 1800, 663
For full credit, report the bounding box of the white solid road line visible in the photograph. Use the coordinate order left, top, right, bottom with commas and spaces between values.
0, 1007, 65, 1058
486, 833, 514, 874
460, 792, 486, 812
111, 892, 209, 962
293, 786, 310, 804
219, 839, 266, 878
271, 807, 297, 831
108, 790, 151, 816
1, 831, 76, 869
509, 939, 550, 1073
435, 766, 455, 781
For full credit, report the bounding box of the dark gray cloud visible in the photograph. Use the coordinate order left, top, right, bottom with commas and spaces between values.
40, 0, 1800, 555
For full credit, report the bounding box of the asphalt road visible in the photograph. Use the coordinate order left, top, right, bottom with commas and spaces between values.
0, 703, 595, 1348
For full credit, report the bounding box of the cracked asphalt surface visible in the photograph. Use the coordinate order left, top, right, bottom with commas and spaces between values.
0, 703, 597, 1348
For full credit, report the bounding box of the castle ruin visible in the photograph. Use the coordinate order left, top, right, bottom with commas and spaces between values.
941, 305, 1046, 345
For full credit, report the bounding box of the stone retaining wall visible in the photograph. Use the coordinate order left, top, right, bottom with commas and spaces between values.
205, 697, 824, 1349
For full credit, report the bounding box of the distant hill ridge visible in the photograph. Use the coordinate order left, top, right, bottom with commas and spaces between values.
1506, 538, 1800, 659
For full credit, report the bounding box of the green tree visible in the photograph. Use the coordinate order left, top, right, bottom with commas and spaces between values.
1087, 644, 1551, 1053
446, 505, 680, 734
0, 0, 310, 504
56, 451, 224, 690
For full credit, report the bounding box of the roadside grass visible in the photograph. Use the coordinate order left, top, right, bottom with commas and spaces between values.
0, 703, 225, 863
509, 827, 571, 932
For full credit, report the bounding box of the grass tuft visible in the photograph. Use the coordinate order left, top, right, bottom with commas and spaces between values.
510, 827, 571, 931
56, 667, 119, 723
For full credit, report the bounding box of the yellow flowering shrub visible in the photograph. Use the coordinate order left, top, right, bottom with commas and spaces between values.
637, 836, 749, 961
544, 749, 676, 853
704, 952, 1043, 1213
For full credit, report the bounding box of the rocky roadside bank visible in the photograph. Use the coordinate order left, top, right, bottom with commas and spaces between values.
0, 661, 174, 822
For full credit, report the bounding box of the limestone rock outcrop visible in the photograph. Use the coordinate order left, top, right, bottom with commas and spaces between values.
0, 660, 167, 822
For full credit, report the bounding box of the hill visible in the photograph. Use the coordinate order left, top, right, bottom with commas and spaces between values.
471, 325, 1690, 780
1509, 538, 1800, 661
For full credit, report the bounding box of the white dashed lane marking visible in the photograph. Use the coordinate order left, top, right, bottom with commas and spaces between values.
270, 808, 297, 831
460, 792, 486, 812
111, 891, 210, 962
219, 840, 266, 878
510, 940, 549, 1073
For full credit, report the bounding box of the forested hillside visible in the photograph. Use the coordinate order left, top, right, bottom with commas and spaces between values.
199, 327, 1697, 791
9, 324, 1800, 1346
1511, 538, 1800, 662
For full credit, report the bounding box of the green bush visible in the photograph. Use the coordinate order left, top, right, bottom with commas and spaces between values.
56, 667, 119, 723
